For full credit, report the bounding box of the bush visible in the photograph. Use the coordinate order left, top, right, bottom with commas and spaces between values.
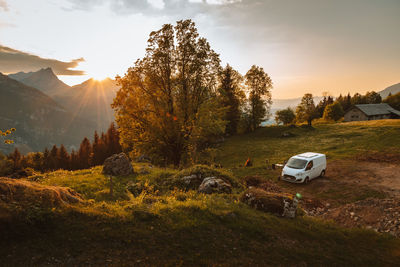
323, 102, 344, 121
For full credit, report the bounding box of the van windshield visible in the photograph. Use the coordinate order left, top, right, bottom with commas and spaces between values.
286, 158, 308, 169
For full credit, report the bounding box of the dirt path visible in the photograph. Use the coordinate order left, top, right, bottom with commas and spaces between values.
327, 160, 400, 197
274, 159, 400, 236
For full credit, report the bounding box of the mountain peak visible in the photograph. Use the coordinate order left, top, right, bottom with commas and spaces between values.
8, 67, 70, 96
39, 67, 55, 76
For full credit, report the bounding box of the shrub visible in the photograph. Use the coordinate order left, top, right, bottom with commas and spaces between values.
323, 101, 344, 121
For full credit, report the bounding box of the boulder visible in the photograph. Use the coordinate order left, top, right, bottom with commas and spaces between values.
240, 188, 292, 216
102, 153, 134, 176
198, 176, 232, 194
135, 154, 151, 163
182, 174, 202, 188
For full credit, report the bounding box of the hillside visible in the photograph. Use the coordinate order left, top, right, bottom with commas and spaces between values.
54, 78, 118, 131
379, 83, 400, 99
0, 73, 95, 153
1, 120, 400, 265
9, 68, 117, 131
9, 67, 70, 96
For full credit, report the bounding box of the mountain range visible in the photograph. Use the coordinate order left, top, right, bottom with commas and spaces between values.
0, 72, 95, 154
9, 67, 70, 97
8, 68, 117, 131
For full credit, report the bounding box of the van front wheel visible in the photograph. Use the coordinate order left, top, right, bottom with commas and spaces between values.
320, 170, 325, 177
304, 177, 310, 184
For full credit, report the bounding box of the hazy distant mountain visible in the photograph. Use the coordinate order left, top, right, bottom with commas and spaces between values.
9, 68, 118, 132
54, 78, 118, 131
9, 67, 70, 96
379, 83, 400, 99
0, 73, 95, 154
271, 96, 324, 110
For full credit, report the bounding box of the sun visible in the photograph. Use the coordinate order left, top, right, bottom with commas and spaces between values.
91, 73, 110, 81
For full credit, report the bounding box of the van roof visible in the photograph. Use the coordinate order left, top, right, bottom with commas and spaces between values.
296, 152, 325, 158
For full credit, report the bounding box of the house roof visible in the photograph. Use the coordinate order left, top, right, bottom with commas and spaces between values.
354, 103, 400, 116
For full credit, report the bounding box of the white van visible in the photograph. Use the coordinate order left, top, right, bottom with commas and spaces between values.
281, 152, 326, 184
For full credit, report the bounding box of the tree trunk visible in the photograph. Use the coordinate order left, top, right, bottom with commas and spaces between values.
308, 119, 312, 126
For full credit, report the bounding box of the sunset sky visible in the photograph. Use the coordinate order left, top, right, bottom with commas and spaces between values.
0, 0, 399, 98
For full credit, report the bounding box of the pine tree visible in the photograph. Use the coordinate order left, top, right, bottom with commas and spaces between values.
8, 148, 22, 171
78, 137, 91, 169
58, 144, 70, 170
32, 152, 43, 171
49, 145, 59, 170
70, 150, 79, 170
42, 148, 50, 171
218, 64, 245, 135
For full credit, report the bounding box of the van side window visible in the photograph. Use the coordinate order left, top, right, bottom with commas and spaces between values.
306, 161, 313, 170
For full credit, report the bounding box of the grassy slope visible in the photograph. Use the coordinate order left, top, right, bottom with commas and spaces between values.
216, 120, 400, 177
1, 120, 400, 266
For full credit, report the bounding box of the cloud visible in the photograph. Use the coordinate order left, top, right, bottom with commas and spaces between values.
66, 0, 240, 16
0, 0, 8, 11
0, 45, 85, 75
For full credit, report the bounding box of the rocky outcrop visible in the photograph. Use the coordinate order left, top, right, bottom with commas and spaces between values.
0, 177, 82, 207
198, 177, 232, 194
318, 198, 400, 237
240, 188, 293, 216
181, 174, 203, 189
102, 153, 134, 176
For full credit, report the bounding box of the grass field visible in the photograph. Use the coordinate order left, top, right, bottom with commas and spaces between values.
215, 120, 400, 178
1, 120, 400, 266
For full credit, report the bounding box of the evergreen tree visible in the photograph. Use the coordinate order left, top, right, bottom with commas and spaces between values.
70, 150, 79, 170
42, 148, 50, 171
351, 93, 366, 105
316, 95, 334, 118
49, 145, 59, 170
8, 148, 22, 171
365, 91, 382, 104
32, 152, 43, 171
218, 64, 245, 135
78, 137, 91, 169
91, 131, 103, 166
58, 144, 70, 170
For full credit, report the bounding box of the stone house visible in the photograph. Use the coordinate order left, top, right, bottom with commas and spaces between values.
344, 103, 400, 122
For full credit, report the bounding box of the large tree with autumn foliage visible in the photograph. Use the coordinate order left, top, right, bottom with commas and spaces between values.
113, 20, 226, 167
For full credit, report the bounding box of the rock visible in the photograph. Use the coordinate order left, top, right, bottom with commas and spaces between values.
135, 154, 151, 163
102, 153, 134, 176
182, 174, 200, 185
240, 188, 292, 215
198, 177, 232, 194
